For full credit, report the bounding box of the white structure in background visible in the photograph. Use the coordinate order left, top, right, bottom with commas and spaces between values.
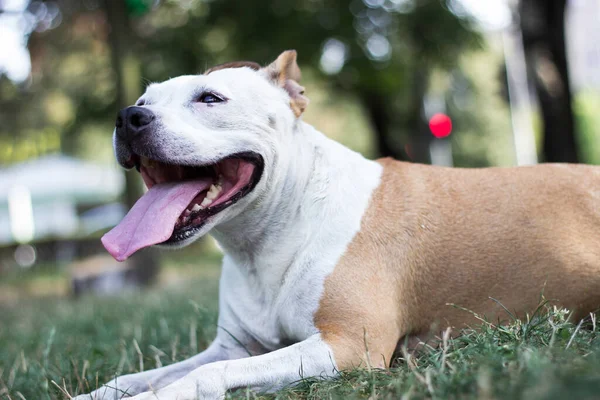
451, 0, 539, 165
459, 0, 600, 166
7, 185, 35, 243
0, 155, 125, 245
502, 23, 539, 166
566, 0, 600, 92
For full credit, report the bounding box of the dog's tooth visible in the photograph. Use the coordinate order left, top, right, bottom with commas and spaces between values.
201, 197, 212, 207
184, 209, 191, 216
191, 204, 201, 212
206, 185, 221, 200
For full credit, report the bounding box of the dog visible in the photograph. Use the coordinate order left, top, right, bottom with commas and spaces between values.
75, 50, 600, 399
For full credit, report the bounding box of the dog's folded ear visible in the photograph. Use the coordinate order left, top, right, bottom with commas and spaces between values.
262, 50, 309, 117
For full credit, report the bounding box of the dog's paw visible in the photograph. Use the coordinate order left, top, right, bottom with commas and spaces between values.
73, 377, 147, 400
128, 388, 224, 400
127, 371, 226, 400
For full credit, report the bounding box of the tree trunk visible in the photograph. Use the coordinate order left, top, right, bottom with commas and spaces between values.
405, 67, 431, 164
360, 67, 428, 164
361, 91, 402, 159
104, 0, 159, 286
520, 0, 579, 163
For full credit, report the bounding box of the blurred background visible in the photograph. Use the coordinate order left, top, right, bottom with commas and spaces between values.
0, 0, 599, 300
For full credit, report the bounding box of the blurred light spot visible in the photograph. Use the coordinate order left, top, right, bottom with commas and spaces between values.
44, 92, 75, 126
366, 34, 391, 61
34, 2, 62, 32
367, 8, 392, 28
353, 13, 373, 35
8, 185, 35, 243
14, 244, 36, 268
429, 113, 453, 139
0, 21, 31, 82
385, 0, 415, 13
28, 2, 48, 23
0, 0, 62, 83
449, 0, 511, 31
320, 38, 348, 75
2, 0, 29, 12
203, 27, 230, 54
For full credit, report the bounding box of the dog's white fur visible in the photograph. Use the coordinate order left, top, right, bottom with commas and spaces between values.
76, 61, 383, 399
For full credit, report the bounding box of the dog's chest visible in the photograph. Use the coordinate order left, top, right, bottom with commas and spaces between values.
219, 256, 327, 351
215, 145, 384, 352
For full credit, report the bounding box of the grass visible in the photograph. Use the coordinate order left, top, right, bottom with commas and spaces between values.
1, 259, 600, 399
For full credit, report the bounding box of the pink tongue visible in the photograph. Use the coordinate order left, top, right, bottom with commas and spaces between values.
102, 179, 212, 261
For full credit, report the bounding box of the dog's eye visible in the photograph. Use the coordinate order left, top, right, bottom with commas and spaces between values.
198, 92, 224, 104
136, 99, 146, 106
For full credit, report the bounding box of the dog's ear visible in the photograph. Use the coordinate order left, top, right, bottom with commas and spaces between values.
262, 50, 309, 117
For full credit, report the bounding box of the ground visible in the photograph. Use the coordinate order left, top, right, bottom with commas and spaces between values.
1, 249, 600, 400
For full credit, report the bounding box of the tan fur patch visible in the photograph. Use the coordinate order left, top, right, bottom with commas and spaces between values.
204, 61, 261, 75
203, 52, 308, 117
315, 158, 600, 369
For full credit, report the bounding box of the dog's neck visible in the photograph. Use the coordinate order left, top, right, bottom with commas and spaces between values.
212, 121, 320, 258
211, 121, 382, 295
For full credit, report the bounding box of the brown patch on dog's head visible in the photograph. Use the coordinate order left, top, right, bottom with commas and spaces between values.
262, 50, 309, 117
203, 51, 309, 117
204, 61, 261, 75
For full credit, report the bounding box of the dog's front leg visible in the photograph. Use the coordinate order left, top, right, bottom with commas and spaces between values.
74, 339, 231, 399
128, 334, 337, 400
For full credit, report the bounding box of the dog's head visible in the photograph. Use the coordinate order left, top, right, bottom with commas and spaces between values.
102, 50, 309, 261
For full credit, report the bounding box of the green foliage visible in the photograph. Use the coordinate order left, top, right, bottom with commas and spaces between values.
126, 0, 154, 16
0, 0, 484, 165
0, 5, 117, 164
448, 50, 514, 167
133, 0, 483, 157
574, 91, 600, 165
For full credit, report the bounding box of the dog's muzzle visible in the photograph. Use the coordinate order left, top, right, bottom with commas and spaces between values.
115, 106, 155, 144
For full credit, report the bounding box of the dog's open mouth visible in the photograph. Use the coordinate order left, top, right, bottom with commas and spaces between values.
101, 152, 263, 261
139, 153, 263, 234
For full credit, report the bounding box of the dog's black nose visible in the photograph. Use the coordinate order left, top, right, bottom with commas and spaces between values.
115, 106, 155, 142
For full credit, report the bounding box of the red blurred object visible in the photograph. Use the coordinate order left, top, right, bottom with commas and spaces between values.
429, 113, 452, 139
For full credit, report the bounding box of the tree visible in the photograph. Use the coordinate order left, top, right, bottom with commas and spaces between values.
2, 0, 481, 165
520, 0, 579, 163
131, 0, 482, 162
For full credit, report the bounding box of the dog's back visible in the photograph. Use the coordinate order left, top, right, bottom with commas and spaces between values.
316, 159, 600, 367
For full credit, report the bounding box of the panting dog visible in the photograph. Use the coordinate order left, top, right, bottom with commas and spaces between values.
75, 50, 600, 399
